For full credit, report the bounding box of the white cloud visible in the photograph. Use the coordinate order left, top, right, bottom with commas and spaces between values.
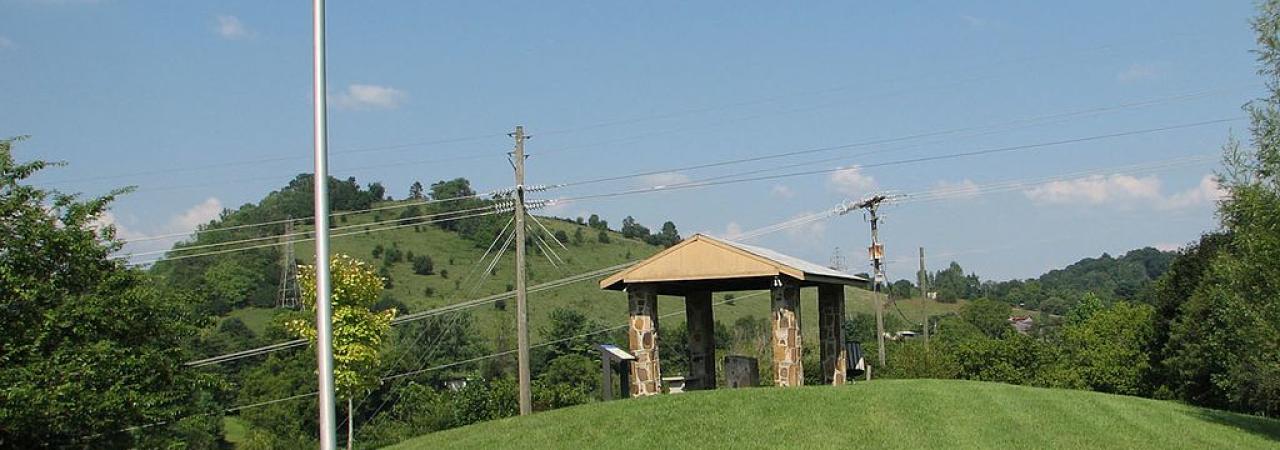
1160, 174, 1226, 210
770, 184, 795, 199
214, 15, 252, 40
1117, 63, 1158, 83
173, 198, 224, 231
97, 198, 225, 263
0, 36, 14, 50
334, 84, 408, 111
1024, 173, 1224, 210
931, 179, 980, 200
827, 166, 876, 197
637, 172, 692, 189
722, 221, 744, 239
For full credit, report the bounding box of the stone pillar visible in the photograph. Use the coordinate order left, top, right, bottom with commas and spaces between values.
818, 284, 848, 385
685, 291, 715, 390
627, 285, 661, 396
770, 280, 803, 387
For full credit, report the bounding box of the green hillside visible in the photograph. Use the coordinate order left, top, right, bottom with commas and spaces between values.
388, 380, 1280, 450
220, 195, 979, 347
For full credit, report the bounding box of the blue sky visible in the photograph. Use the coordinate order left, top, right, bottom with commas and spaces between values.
0, 0, 1262, 280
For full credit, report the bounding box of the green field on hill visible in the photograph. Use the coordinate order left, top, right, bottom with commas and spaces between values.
227, 202, 1004, 349
388, 379, 1280, 450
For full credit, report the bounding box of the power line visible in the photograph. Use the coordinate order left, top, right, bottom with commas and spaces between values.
548, 87, 1243, 190
122, 203, 504, 258
127, 207, 510, 266
122, 188, 510, 244
184, 262, 636, 367
542, 117, 1241, 208
118, 88, 1236, 247
49, 34, 1207, 190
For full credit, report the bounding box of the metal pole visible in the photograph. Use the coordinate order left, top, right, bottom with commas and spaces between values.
512, 126, 533, 415
311, 0, 338, 447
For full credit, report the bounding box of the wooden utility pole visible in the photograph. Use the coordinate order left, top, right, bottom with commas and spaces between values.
869, 201, 886, 367
852, 195, 891, 367
918, 246, 929, 346
510, 126, 532, 416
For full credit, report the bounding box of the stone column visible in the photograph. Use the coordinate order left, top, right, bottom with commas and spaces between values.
685, 291, 715, 390
818, 284, 848, 385
627, 285, 661, 396
770, 280, 803, 387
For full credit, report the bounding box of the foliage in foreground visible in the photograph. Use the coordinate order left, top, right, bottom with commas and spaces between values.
0, 138, 222, 448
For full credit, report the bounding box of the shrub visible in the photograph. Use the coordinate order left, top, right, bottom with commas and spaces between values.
412, 255, 435, 275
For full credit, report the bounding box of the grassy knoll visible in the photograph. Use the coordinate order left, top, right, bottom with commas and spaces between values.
387, 379, 1280, 450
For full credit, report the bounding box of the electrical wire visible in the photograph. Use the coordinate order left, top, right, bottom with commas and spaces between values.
540, 117, 1241, 210
123, 189, 509, 244
127, 207, 509, 266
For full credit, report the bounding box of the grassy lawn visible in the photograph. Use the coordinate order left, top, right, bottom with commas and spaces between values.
387, 379, 1280, 450
225, 307, 279, 336
222, 416, 249, 446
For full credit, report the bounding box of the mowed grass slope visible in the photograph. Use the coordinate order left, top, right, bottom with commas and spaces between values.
388, 380, 1280, 450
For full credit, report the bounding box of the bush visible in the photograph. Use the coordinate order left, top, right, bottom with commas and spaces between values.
597, 230, 610, 244
379, 266, 394, 289
383, 246, 404, 265
412, 255, 435, 275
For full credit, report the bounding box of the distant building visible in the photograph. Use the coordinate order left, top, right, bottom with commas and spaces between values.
1009, 316, 1034, 334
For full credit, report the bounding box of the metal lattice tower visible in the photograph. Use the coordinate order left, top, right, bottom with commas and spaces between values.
277, 219, 300, 309
829, 246, 848, 272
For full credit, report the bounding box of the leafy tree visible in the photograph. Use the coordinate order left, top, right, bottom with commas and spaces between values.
1060, 302, 1154, 396
1066, 293, 1105, 325
367, 182, 387, 202
597, 230, 611, 244
933, 262, 979, 302
429, 177, 476, 201
645, 220, 682, 247
1158, 1, 1280, 416
534, 354, 597, 410
620, 215, 650, 239
572, 227, 585, 245
288, 254, 396, 448
587, 214, 606, 230
409, 181, 424, 200
889, 279, 916, 299
553, 229, 570, 246
201, 258, 265, 314
537, 308, 606, 366
960, 298, 1012, 338
0, 138, 221, 447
